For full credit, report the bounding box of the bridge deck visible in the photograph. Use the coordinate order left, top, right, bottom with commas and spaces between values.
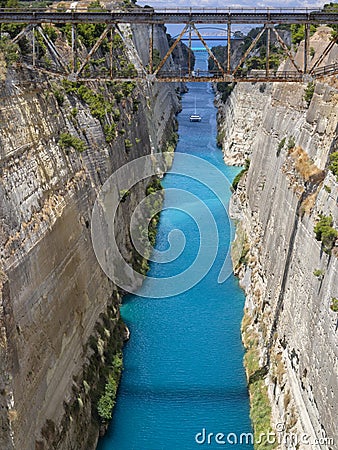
0, 8, 338, 25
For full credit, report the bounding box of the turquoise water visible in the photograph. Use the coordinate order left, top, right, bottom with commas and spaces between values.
97, 57, 252, 450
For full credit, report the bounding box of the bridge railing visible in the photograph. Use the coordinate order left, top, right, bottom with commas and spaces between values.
0, 6, 326, 13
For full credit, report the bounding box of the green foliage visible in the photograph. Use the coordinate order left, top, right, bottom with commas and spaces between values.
313, 269, 324, 278
71, 107, 78, 118
217, 82, 236, 103
277, 137, 286, 156
104, 123, 116, 143
77, 23, 106, 48
243, 330, 275, 450
1, 0, 18, 7
112, 108, 121, 122
43, 25, 58, 43
287, 136, 295, 151
330, 297, 338, 313
52, 88, 64, 106
152, 48, 162, 70
97, 352, 123, 421
314, 214, 338, 254
77, 84, 112, 122
0, 37, 19, 65
121, 81, 136, 97
124, 138, 132, 151
119, 189, 130, 202
146, 177, 163, 196
324, 184, 332, 193
232, 159, 250, 190
304, 82, 315, 107
329, 151, 338, 180
291, 24, 317, 45
59, 132, 86, 153
323, 3, 338, 40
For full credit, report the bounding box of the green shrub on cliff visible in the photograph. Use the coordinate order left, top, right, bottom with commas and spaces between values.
330, 297, 338, 312
97, 375, 117, 420
277, 137, 286, 156
304, 82, 315, 107
59, 132, 86, 153
97, 353, 123, 421
232, 159, 250, 190
329, 151, 338, 180
314, 214, 338, 254
0, 36, 19, 65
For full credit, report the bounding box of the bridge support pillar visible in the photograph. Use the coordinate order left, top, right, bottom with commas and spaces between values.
71, 24, 77, 74
149, 23, 153, 73
32, 26, 36, 68
227, 20, 231, 74
304, 23, 310, 73
266, 26, 271, 78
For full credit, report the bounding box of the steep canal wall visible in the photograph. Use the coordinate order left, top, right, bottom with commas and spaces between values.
0, 18, 183, 450
217, 27, 338, 449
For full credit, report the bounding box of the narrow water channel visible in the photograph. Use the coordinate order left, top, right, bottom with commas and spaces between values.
97, 53, 252, 449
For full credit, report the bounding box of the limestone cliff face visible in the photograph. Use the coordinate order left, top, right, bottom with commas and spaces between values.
219, 28, 338, 449
0, 26, 180, 450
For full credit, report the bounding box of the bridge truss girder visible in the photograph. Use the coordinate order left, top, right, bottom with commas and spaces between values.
4, 10, 338, 83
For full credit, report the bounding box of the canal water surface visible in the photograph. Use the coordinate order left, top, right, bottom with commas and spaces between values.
97, 54, 252, 449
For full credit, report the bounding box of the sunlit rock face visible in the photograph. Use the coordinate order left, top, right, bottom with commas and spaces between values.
219, 27, 338, 449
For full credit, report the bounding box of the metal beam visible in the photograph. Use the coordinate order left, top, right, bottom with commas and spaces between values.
149, 23, 153, 73
153, 24, 188, 76
115, 24, 147, 77
271, 26, 303, 74
37, 26, 69, 73
309, 38, 337, 74
75, 25, 112, 78
188, 24, 192, 76
304, 23, 310, 73
266, 26, 271, 78
32, 25, 36, 67
192, 23, 226, 77
227, 21, 231, 74
1, 10, 338, 26
233, 25, 266, 76
71, 23, 77, 73
11, 24, 34, 44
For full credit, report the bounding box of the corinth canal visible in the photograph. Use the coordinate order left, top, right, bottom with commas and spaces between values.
98, 51, 253, 449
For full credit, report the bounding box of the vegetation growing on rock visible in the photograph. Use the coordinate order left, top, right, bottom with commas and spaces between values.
314, 214, 338, 254
232, 159, 250, 190
59, 132, 86, 153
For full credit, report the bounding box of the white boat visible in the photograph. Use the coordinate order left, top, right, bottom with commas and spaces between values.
190, 114, 202, 122
190, 96, 202, 122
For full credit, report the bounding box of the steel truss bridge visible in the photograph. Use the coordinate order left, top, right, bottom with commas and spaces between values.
1, 7, 338, 83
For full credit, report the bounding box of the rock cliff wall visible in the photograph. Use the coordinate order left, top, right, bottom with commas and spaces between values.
0, 23, 180, 450
218, 28, 338, 449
